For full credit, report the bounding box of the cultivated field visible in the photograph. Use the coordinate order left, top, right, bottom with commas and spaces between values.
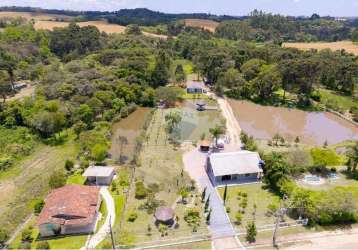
0, 11, 72, 21
283, 41, 358, 55
184, 19, 219, 32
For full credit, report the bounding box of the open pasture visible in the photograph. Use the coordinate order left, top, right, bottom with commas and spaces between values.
184, 19, 219, 32
283, 41, 358, 55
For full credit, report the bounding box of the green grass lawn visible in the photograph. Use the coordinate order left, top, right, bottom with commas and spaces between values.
319, 88, 356, 112
0, 134, 79, 235
157, 240, 212, 249
117, 109, 208, 246
218, 183, 285, 230
66, 174, 86, 185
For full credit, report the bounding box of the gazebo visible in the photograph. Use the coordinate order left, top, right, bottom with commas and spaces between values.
154, 207, 175, 225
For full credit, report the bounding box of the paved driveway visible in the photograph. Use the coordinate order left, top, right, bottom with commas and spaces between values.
183, 149, 244, 249
82, 187, 115, 250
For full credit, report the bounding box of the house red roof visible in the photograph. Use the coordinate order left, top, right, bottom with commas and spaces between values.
37, 185, 100, 226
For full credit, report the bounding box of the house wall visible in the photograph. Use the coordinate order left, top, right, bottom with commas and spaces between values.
39, 223, 61, 237
95, 172, 114, 185
187, 87, 203, 94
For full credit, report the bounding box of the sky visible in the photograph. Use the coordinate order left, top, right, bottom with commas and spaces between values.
1, 0, 358, 17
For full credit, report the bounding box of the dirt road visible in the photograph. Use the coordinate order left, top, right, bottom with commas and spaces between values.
216, 96, 243, 151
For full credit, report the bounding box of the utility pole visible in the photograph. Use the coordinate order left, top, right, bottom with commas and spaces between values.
273, 196, 287, 247
109, 216, 115, 250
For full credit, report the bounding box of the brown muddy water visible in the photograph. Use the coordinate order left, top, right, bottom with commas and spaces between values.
109, 108, 151, 163
229, 100, 358, 146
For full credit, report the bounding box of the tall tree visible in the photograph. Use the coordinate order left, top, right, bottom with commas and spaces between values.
209, 125, 225, 147
151, 51, 171, 87
0, 49, 17, 90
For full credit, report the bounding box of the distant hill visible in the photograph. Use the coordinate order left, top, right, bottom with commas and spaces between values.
0, 6, 240, 26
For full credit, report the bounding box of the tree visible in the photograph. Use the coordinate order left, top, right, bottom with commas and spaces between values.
91, 144, 108, 162
246, 221, 257, 243
155, 86, 183, 107
223, 185, 228, 205
125, 24, 142, 35
209, 125, 225, 147
352, 29, 358, 42
347, 142, 358, 176
175, 64, 186, 83
151, 51, 171, 87
178, 187, 189, 203
73, 121, 87, 138
204, 195, 210, 212
263, 153, 288, 192
252, 64, 282, 100
165, 111, 182, 134
206, 209, 212, 225
0, 49, 17, 90
201, 187, 207, 202
36, 241, 50, 249
75, 104, 94, 125
30, 111, 66, 138
21, 228, 33, 242
49, 170, 66, 189
0, 70, 12, 102
118, 136, 128, 163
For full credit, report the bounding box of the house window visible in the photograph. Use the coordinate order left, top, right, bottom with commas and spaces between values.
245, 173, 251, 177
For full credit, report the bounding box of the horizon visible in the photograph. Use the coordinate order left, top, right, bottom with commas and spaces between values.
0, 0, 358, 17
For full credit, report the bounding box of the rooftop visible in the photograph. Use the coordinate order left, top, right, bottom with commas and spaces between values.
83, 166, 115, 177
187, 81, 205, 89
154, 207, 175, 222
37, 185, 100, 226
209, 151, 263, 177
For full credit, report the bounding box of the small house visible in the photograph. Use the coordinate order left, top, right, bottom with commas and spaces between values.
206, 151, 263, 186
37, 185, 100, 237
186, 81, 205, 94
83, 166, 115, 186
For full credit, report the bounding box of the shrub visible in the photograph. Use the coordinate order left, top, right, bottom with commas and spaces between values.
91, 144, 108, 162
226, 207, 231, 213
21, 228, 33, 242
34, 199, 45, 215
0, 156, 14, 170
0, 229, 8, 246
48, 170, 66, 189
135, 181, 148, 199
36, 241, 50, 249
246, 221, 257, 243
64, 159, 74, 171
310, 148, 341, 166
127, 211, 138, 222
19, 241, 31, 249
235, 212, 243, 225
184, 208, 201, 226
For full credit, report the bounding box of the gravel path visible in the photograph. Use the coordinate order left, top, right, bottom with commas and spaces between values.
82, 187, 115, 250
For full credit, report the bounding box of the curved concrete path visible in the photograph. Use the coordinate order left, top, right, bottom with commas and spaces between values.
82, 187, 115, 250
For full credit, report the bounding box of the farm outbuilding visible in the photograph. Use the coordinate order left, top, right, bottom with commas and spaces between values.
206, 151, 263, 186
37, 185, 100, 237
83, 166, 115, 186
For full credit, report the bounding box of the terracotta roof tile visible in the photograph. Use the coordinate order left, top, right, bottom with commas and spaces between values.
37, 185, 100, 226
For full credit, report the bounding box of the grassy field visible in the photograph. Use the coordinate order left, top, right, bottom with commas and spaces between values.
218, 184, 285, 229
117, 109, 207, 246
319, 88, 357, 112
282, 41, 358, 55
0, 135, 79, 235
184, 19, 219, 32
157, 240, 212, 249
8, 216, 88, 249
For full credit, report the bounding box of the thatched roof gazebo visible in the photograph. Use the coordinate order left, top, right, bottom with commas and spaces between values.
154, 207, 175, 225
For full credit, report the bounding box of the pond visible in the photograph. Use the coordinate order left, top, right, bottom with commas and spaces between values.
177, 100, 223, 142
229, 100, 358, 146
109, 108, 151, 163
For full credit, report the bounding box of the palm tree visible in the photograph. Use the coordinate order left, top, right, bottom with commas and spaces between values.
209, 125, 225, 147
